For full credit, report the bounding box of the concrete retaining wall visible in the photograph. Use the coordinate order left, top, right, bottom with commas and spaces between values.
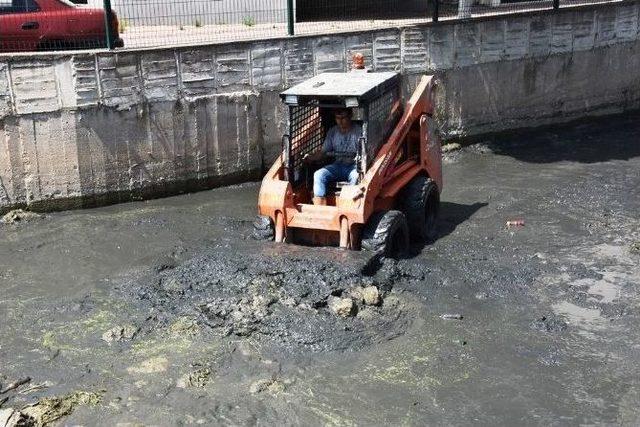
1, 3, 640, 212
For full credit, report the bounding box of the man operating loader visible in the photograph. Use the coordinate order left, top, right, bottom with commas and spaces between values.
254, 65, 441, 254
305, 108, 363, 205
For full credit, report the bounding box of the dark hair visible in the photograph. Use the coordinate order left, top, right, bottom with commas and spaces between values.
333, 108, 353, 117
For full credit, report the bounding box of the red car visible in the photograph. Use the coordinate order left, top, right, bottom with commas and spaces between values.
0, 0, 123, 52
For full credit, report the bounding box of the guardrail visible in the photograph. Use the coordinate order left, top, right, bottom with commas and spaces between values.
0, 0, 629, 52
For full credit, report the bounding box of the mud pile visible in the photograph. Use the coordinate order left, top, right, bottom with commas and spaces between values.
120, 245, 430, 352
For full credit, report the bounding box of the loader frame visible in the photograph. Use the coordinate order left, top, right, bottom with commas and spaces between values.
257, 74, 442, 250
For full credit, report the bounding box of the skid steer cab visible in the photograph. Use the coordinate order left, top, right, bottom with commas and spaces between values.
253, 69, 443, 257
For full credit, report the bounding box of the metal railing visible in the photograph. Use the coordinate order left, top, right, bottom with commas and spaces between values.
0, 0, 628, 52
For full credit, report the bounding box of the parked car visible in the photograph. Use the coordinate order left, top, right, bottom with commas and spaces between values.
0, 0, 123, 52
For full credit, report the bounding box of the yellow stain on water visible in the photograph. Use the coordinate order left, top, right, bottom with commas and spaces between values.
284, 308, 479, 424
21, 390, 103, 426
305, 403, 357, 427
364, 359, 444, 389
40, 309, 118, 354
131, 336, 194, 357
131, 332, 223, 361
356, 332, 477, 391
106, 206, 166, 220
168, 316, 201, 337
368, 364, 410, 385
80, 309, 117, 331
41, 331, 76, 352
292, 385, 358, 426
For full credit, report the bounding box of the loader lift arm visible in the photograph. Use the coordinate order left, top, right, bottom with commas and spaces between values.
359, 75, 442, 215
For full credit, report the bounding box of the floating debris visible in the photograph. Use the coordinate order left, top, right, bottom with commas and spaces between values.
101, 324, 139, 344
530, 316, 568, 333
441, 143, 462, 153
126, 357, 169, 375
362, 286, 381, 306
1, 210, 42, 224
0, 408, 25, 427
177, 368, 212, 389
18, 382, 52, 395
440, 314, 464, 320
20, 391, 102, 426
248, 377, 285, 395
0, 378, 31, 395
327, 297, 356, 318
506, 219, 525, 227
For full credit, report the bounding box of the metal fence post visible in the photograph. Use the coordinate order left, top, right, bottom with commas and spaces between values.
287, 0, 295, 36
103, 0, 114, 49
553, 0, 560, 9
432, 0, 439, 23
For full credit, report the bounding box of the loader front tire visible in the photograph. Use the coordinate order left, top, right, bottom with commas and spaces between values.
361, 210, 409, 258
252, 215, 275, 241
399, 175, 439, 242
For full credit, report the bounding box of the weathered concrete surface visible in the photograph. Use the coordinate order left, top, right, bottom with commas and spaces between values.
0, 95, 262, 211
0, 113, 639, 425
439, 40, 640, 137
1, 3, 640, 212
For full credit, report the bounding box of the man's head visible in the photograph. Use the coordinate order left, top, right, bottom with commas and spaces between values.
333, 108, 353, 133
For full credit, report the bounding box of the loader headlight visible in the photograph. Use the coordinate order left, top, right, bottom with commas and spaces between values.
285, 95, 298, 105
345, 97, 359, 107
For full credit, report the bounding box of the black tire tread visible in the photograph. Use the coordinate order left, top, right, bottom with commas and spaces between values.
252, 215, 275, 241
361, 210, 409, 257
399, 175, 439, 241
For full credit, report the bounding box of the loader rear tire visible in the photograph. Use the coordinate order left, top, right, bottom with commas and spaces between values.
361, 210, 409, 258
399, 175, 439, 242
252, 215, 275, 241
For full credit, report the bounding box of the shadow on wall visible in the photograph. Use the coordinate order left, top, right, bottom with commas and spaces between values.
0, 177, 9, 205
485, 111, 640, 165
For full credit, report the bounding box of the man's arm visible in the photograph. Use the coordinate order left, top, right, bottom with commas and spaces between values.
304, 127, 334, 163
304, 151, 325, 163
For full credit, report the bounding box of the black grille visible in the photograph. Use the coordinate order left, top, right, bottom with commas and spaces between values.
287, 104, 325, 181
366, 89, 400, 167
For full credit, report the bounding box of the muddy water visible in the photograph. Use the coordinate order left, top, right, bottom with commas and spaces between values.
1, 113, 640, 426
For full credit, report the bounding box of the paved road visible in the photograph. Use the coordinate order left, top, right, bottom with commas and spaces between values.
87, 0, 612, 49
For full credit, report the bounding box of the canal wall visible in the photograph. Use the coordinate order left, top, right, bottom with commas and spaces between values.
1, 2, 640, 212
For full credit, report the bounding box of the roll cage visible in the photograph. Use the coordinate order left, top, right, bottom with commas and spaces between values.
279, 72, 402, 185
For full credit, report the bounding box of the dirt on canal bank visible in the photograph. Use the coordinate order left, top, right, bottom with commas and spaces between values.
1, 112, 639, 426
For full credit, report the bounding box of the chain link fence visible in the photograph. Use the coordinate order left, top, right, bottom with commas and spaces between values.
437, 0, 557, 20
112, 0, 289, 48
0, 0, 628, 52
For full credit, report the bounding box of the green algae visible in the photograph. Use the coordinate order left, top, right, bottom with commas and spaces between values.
21, 391, 103, 426
40, 310, 118, 355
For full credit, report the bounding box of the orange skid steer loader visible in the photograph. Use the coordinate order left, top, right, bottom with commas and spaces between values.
253, 69, 442, 257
